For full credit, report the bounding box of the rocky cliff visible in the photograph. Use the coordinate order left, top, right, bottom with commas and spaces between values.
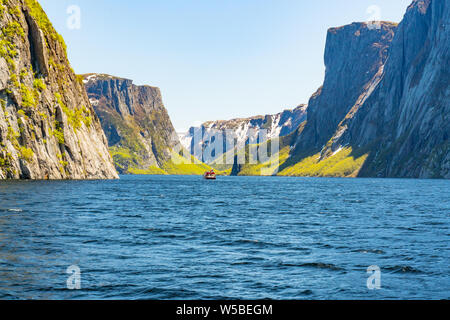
0, 0, 118, 179
229, 21, 397, 177
338, 0, 449, 178
281, 0, 449, 179
179, 104, 307, 164
290, 21, 397, 157
84, 74, 211, 175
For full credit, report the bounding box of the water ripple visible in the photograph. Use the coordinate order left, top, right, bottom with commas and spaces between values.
0, 175, 448, 299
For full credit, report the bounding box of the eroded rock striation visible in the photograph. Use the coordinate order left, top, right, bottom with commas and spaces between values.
280, 0, 449, 178
0, 0, 118, 179
338, 0, 450, 178
291, 21, 397, 157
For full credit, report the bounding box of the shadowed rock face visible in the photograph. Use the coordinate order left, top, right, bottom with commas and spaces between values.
291, 22, 397, 156
343, 0, 450, 178
286, 0, 449, 179
83, 74, 179, 174
0, 0, 118, 179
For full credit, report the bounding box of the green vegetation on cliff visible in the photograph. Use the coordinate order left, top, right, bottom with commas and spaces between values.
24, 0, 67, 53
0, 0, 117, 179
237, 146, 291, 176
84, 74, 215, 176
110, 145, 213, 175
162, 153, 212, 175
278, 148, 368, 177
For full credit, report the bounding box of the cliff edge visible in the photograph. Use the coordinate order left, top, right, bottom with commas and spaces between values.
0, 0, 118, 179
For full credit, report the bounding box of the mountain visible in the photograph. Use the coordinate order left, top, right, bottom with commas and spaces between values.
280, 0, 449, 179
179, 104, 307, 164
334, 0, 449, 178
290, 22, 397, 156
229, 21, 397, 176
0, 0, 117, 179
276, 21, 397, 177
83, 74, 211, 175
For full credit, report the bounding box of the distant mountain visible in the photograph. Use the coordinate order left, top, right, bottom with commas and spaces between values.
179, 105, 307, 164
0, 0, 117, 179
83, 74, 210, 175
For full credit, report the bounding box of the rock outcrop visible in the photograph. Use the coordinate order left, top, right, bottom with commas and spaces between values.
180, 104, 307, 164
226, 0, 449, 178
291, 21, 397, 156
337, 0, 449, 178
280, 0, 449, 179
84, 74, 211, 175
0, 0, 118, 179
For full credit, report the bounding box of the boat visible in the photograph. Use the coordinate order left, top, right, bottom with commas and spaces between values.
204, 170, 217, 180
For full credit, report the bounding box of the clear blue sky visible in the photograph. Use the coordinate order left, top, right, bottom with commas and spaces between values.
40, 0, 411, 132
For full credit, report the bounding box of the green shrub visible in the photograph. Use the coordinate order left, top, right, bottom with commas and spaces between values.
7, 125, 19, 140
0, 20, 21, 73
10, 74, 19, 88
33, 78, 46, 91
19, 146, 34, 162
20, 84, 36, 108
2, 21, 25, 39
80, 105, 92, 127
51, 121, 65, 144
76, 74, 84, 86
56, 94, 92, 130
19, 68, 28, 81
8, 5, 21, 19
24, 0, 67, 53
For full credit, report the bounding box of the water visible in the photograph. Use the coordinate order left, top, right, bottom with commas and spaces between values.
0, 175, 448, 300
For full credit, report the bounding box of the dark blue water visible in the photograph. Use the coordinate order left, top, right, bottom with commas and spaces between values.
0, 175, 448, 300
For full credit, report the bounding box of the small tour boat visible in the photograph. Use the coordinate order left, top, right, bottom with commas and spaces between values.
204, 170, 217, 180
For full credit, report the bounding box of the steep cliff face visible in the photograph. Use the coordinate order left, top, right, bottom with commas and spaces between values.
180, 104, 307, 164
291, 22, 397, 156
340, 0, 449, 178
0, 0, 118, 179
84, 74, 211, 175
282, 0, 449, 179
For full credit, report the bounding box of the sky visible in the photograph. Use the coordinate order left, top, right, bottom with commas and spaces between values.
39, 0, 412, 132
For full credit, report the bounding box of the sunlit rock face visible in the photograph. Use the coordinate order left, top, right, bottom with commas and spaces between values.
83, 74, 179, 174
0, 0, 118, 180
180, 105, 307, 164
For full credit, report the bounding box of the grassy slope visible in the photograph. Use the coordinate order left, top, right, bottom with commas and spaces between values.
162, 152, 212, 175
237, 146, 291, 176
278, 147, 369, 177
112, 146, 215, 175
227, 139, 369, 177
97, 107, 212, 175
